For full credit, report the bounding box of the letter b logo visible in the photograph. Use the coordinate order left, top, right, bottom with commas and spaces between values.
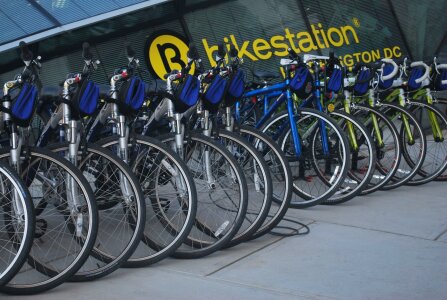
146, 31, 195, 80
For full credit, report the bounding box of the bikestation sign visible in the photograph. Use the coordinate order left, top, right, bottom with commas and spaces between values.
145, 20, 404, 79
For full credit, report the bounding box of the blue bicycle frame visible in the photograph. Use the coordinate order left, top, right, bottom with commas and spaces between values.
240, 80, 302, 157
237, 70, 330, 157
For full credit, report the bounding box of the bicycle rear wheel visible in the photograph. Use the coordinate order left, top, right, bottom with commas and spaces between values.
0, 162, 34, 286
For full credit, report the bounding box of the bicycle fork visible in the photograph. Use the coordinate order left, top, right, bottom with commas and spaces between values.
425, 89, 444, 142
8, 130, 25, 226
224, 107, 261, 191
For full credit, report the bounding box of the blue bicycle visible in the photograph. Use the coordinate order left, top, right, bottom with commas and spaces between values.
236, 50, 350, 208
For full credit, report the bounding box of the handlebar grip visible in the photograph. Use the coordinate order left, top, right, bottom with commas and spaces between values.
229, 45, 238, 58
410, 61, 430, 84
217, 43, 226, 59
439, 64, 447, 84
126, 44, 135, 58
287, 47, 298, 59
380, 59, 399, 81
19, 41, 33, 62
187, 43, 200, 60
82, 42, 93, 60
356, 66, 376, 84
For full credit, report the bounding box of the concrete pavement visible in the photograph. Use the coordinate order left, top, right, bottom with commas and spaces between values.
8, 181, 447, 299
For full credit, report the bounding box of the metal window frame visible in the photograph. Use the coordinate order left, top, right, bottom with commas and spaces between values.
0, 0, 171, 52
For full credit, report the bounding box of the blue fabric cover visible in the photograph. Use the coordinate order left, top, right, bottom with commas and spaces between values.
326, 68, 343, 93
408, 67, 424, 91
77, 80, 99, 116
290, 66, 313, 98
12, 83, 38, 126
354, 69, 371, 96
378, 64, 395, 90
203, 75, 227, 105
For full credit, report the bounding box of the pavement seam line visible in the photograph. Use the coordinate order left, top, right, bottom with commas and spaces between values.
205, 237, 286, 276
159, 267, 336, 300
433, 227, 447, 241
206, 277, 340, 300
204, 221, 316, 277
311, 219, 446, 242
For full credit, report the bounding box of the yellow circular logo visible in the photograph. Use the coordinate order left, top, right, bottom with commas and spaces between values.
352, 17, 360, 28
145, 31, 195, 80
327, 103, 335, 112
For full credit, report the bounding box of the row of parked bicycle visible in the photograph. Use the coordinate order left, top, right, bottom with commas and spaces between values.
0, 39, 446, 295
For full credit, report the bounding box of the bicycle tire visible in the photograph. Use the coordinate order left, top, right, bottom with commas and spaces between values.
378, 103, 426, 189
238, 125, 292, 239
98, 135, 198, 266
0, 147, 98, 295
350, 105, 401, 194
261, 108, 350, 208
0, 162, 34, 286
159, 132, 248, 258
406, 102, 447, 184
321, 110, 376, 204
47, 142, 146, 280
213, 130, 273, 247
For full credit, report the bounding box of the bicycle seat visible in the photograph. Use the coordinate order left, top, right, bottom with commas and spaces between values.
253, 71, 280, 81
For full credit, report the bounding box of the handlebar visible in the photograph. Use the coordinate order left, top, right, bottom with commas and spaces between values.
380, 58, 399, 81
433, 57, 447, 85
81, 42, 100, 75
410, 61, 430, 84
303, 54, 329, 63
20, 41, 33, 63
82, 42, 93, 61
126, 44, 136, 59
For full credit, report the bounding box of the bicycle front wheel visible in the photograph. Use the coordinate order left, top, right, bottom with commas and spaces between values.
213, 130, 272, 247
0, 162, 34, 286
48, 142, 146, 280
407, 102, 447, 184
0, 147, 98, 295
379, 103, 426, 189
160, 132, 248, 258
262, 108, 350, 208
322, 110, 376, 204
98, 135, 197, 267
238, 125, 292, 238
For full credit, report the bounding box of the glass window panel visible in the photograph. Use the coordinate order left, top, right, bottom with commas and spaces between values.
185, 0, 308, 76
391, 0, 447, 60
0, 1, 54, 35
0, 10, 27, 44
36, 0, 89, 24
72, 0, 120, 16
113, 0, 148, 8
301, 0, 408, 66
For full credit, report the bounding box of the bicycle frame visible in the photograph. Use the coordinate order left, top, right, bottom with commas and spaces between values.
409, 88, 444, 141
241, 79, 305, 157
